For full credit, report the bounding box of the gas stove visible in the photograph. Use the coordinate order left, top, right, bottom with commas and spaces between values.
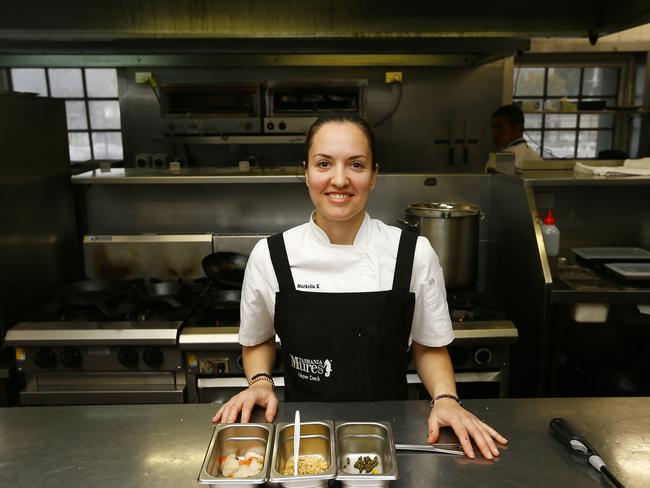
5, 320, 186, 405
447, 290, 507, 322
3, 277, 212, 406
5, 271, 247, 405
28, 278, 212, 323
178, 290, 518, 403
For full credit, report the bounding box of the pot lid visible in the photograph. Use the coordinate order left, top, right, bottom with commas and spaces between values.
405, 202, 481, 217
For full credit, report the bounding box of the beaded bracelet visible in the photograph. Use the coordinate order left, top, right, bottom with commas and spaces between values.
248, 372, 275, 391
429, 393, 462, 407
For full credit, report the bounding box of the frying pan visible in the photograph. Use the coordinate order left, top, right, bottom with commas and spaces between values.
202, 252, 248, 288
141, 281, 188, 308
201, 289, 241, 311
55, 280, 127, 316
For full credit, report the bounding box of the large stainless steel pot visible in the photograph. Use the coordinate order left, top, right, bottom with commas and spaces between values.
398, 202, 484, 291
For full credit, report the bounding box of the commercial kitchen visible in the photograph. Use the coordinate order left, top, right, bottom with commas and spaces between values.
1, 2, 650, 487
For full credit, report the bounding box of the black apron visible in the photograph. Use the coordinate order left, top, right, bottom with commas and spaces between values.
267, 230, 417, 402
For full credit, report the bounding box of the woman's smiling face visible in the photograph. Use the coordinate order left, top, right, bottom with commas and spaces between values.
305, 121, 377, 225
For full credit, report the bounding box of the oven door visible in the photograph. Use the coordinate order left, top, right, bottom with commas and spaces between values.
196, 377, 285, 404
20, 371, 186, 405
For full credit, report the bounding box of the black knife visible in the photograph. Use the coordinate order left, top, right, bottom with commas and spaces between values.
549, 417, 625, 488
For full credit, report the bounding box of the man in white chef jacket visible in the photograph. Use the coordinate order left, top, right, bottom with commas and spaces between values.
485, 104, 542, 172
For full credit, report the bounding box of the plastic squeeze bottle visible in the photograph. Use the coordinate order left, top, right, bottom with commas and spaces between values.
542, 209, 560, 256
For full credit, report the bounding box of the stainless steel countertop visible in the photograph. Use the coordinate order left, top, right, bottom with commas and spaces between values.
1, 398, 648, 487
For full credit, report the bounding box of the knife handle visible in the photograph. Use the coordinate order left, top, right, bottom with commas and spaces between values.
549, 417, 596, 456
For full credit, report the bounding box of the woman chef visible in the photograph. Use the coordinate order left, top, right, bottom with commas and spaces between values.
212, 112, 507, 460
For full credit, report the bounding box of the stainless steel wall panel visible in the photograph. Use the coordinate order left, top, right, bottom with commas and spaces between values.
74, 174, 494, 290
83, 234, 213, 280
120, 64, 505, 173
532, 185, 650, 251
0, 94, 80, 337
488, 175, 548, 396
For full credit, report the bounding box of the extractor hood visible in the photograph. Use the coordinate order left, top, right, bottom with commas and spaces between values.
0, 1, 648, 67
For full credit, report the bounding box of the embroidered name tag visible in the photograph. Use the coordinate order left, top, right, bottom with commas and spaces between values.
289, 354, 333, 382
296, 283, 320, 289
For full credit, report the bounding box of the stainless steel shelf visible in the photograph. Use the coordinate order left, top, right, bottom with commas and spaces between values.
495, 171, 650, 186
522, 109, 647, 115
551, 283, 650, 304
72, 167, 306, 184
156, 135, 306, 145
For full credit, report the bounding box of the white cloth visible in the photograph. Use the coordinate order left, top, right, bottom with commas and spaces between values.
623, 157, 650, 169
238, 212, 454, 349
574, 160, 650, 177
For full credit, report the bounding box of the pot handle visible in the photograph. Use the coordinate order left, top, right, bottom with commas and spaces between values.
479, 211, 486, 221
397, 218, 419, 230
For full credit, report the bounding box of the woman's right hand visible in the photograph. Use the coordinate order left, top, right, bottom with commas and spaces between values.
211, 381, 279, 424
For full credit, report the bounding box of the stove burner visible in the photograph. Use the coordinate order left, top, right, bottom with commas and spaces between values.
450, 309, 474, 322
447, 289, 506, 322
29, 278, 240, 326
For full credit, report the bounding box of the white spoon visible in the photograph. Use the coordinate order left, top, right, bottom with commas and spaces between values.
293, 410, 300, 477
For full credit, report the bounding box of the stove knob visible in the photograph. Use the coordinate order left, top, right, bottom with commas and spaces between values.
474, 348, 493, 366
34, 347, 57, 369
60, 347, 83, 368
142, 346, 164, 368
118, 347, 139, 368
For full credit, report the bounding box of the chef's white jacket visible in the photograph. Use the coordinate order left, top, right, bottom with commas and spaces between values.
238, 212, 454, 348
505, 138, 543, 168
485, 138, 542, 171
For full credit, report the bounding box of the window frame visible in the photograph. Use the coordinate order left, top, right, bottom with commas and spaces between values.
8, 67, 123, 163
511, 54, 635, 159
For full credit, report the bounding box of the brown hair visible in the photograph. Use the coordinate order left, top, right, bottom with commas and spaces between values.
305, 111, 377, 170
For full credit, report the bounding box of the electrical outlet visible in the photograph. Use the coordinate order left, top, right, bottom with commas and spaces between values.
151, 153, 169, 169
135, 153, 152, 168
135, 72, 153, 84
385, 71, 403, 84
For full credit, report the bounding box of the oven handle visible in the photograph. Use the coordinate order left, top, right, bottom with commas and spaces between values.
197, 377, 285, 389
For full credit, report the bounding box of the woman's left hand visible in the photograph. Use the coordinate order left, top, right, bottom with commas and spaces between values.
427, 398, 508, 460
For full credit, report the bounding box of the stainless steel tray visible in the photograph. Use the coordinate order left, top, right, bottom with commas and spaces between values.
571, 247, 650, 261
198, 423, 274, 486
269, 420, 336, 487
335, 421, 399, 487
604, 262, 650, 280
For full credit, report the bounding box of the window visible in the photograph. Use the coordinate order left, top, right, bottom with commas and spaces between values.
10, 68, 123, 162
513, 66, 620, 158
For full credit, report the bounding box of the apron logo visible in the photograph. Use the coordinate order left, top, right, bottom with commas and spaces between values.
289, 354, 333, 382
297, 283, 320, 289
